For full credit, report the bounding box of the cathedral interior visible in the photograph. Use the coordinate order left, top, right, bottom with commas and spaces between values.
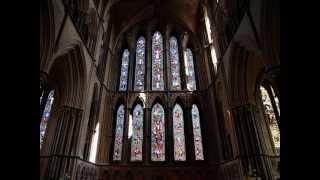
40, 0, 280, 179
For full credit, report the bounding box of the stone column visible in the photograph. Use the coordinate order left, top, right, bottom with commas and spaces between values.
43, 106, 83, 180
232, 104, 274, 179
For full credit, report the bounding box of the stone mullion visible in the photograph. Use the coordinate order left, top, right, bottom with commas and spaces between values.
232, 104, 274, 179
127, 39, 135, 91
146, 31, 152, 91
184, 106, 194, 163
144, 107, 151, 165
179, 36, 187, 91
122, 105, 130, 163
166, 106, 173, 163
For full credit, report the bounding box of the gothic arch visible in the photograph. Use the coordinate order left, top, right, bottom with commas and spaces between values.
48, 44, 87, 109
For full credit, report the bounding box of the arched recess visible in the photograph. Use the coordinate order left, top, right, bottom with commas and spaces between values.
49, 44, 87, 108
40, 0, 55, 70
227, 43, 280, 178
40, 43, 87, 154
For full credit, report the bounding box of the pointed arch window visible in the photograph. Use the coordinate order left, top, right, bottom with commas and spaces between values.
151, 103, 165, 161
173, 104, 186, 161
40, 90, 55, 149
260, 86, 280, 154
130, 104, 144, 161
119, 49, 130, 91
169, 37, 182, 90
184, 49, 197, 91
191, 104, 204, 160
152, 31, 164, 90
113, 105, 125, 160
134, 37, 146, 91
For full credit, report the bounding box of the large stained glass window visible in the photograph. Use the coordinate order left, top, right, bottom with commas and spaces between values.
173, 104, 186, 161
169, 37, 182, 90
119, 49, 130, 91
40, 90, 55, 149
260, 86, 280, 154
131, 104, 144, 161
113, 105, 125, 160
134, 37, 146, 91
152, 31, 164, 90
151, 103, 165, 161
184, 48, 197, 91
191, 104, 204, 160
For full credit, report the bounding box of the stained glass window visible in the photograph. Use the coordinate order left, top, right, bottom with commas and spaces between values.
191, 104, 204, 160
134, 37, 145, 91
173, 104, 186, 161
169, 37, 182, 90
151, 103, 165, 161
113, 105, 125, 160
260, 86, 280, 154
40, 90, 55, 149
119, 49, 130, 91
152, 31, 164, 90
270, 86, 280, 116
130, 104, 144, 161
184, 49, 197, 91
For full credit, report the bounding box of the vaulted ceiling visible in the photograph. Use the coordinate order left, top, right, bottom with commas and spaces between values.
109, 0, 202, 37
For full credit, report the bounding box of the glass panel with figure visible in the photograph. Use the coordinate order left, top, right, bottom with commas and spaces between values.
169, 37, 182, 90
191, 104, 204, 160
134, 37, 146, 91
184, 49, 197, 91
173, 104, 186, 161
113, 105, 125, 160
119, 49, 130, 91
260, 86, 280, 154
152, 31, 164, 90
151, 103, 165, 161
131, 104, 144, 161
